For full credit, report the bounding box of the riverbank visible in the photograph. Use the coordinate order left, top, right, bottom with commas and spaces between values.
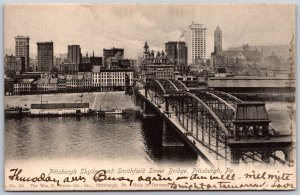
4, 91, 139, 110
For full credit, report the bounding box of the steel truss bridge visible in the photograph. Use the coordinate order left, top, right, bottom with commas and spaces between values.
137, 79, 293, 165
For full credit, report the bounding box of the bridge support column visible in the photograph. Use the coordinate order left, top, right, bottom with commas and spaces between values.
196, 110, 199, 140
145, 87, 148, 99
231, 149, 240, 164
164, 97, 169, 114
185, 99, 189, 133
180, 100, 183, 125
142, 100, 150, 114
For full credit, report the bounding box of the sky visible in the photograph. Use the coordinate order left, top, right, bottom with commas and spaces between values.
4, 4, 295, 59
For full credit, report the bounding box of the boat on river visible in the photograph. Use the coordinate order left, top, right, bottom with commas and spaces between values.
96, 106, 125, 116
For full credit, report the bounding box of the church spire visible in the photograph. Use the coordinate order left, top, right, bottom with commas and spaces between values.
144, 41, 149, 50
143, 41, 150, 55
156, 51, 161, 58
143, 41, 150, 59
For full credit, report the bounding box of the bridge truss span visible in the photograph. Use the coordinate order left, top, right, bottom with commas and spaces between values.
142, 79, 292, 165
167, 91, 230, 160
192, 91, 238, 137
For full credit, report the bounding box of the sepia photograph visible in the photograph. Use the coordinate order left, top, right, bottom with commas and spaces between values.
3, 3, 296, 191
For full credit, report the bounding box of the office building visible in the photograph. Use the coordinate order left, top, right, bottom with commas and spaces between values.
68, 45, 81, 64
165, 41, 187, 65
37, 41, 53, 72
59, 63, 79, 75
92, 65, 133, 91
214, 26, 222, 55
185, 22, 207, 65
15, 35, 30, 71
4, 55, 24, 75
211, 26, 225, 70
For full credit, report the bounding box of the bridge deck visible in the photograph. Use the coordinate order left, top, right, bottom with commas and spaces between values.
139, 89, 228, 167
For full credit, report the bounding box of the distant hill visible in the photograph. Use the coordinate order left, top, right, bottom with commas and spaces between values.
228, 45, 290, 59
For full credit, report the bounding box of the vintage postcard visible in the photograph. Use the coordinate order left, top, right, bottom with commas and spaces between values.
4, 4, 296, 191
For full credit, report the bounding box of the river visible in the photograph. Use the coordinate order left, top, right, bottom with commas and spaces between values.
4, 93, 295, 167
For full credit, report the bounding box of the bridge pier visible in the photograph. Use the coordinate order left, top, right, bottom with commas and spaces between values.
162, 120, 185, 147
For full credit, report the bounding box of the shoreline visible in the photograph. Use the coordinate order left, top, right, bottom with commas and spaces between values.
4, 91, 139, 110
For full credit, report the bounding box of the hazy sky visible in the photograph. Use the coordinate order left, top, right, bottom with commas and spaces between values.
4, 4, 295, 59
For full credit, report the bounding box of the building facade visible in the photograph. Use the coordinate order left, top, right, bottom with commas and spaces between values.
37, 41, 54, 72
103, 47, 124, 67
214, 26, 222, 55
15, 35, 30, 71
59, 63, 79, 75
141, 42, 174, 82
165, 41, 188, 66
57, 76, 66, 93
4, 55, 23, 75
92, 66, 134, 91
165, 41, 177, 63
210, 26, 225, 71
185, 22, 207, 65
13, 79, 34, 95
68, 45, 81, 64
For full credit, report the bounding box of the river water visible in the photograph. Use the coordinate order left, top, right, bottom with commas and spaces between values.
5, 114, 199, 165
5, 97, 295, 167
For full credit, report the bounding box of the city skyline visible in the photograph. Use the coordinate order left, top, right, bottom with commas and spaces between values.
4, 4, 295, 59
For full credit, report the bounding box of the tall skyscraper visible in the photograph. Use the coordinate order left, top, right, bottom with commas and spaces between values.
185, 22, 207, 65
210, 26, 225, 70
165, 41, 187, 65
68, 45, 81, 64
165, 41, 177, 63
214, 26, 222, 55
37, 41, 53, 72
15, 35, 30, 71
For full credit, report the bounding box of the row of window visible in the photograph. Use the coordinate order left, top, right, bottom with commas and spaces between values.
16, 42, 29, 46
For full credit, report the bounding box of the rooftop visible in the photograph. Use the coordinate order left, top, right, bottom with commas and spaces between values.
36, 78, 49, 85
20, 79, 34, 84
49, 78, 58, 84
37, 41, 53, 45
190, 23, 206, 29
234, 103, 270, 123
